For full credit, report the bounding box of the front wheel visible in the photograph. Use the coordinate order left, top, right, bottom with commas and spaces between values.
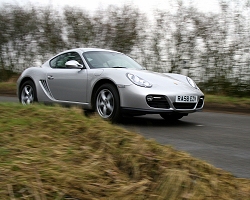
160, 113, 184, 121
95, 83, 121, 122
19, 80, 37, 105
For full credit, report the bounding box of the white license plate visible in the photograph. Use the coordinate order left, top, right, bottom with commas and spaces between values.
176, 96, 197, 102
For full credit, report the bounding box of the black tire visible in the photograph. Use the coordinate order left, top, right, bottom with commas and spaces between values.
19, 80, 37, 105
160, 113, 184, 121
95, 83, 121, 122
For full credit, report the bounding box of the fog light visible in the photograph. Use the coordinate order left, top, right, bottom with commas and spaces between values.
146, 95, 153, 101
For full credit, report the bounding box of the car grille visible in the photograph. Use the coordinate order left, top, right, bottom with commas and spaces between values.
196, 96, 204, 109
146, 95, 170, 109
40, 80, 54, 98
173, 103, 196, 109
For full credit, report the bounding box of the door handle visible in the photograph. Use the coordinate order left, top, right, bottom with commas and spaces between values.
47, 75, 54, 80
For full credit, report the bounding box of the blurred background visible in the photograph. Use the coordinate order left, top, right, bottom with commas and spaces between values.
0, 0, 249, 97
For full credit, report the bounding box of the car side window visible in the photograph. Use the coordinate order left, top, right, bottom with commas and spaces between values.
50, 52, 84, 68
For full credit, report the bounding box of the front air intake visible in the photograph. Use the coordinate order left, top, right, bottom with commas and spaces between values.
173, 103, 196, 109
196, 96, 205, 109
146, 95, 170, 109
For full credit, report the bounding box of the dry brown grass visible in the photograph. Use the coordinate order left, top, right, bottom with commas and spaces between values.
0, 103, 250, 199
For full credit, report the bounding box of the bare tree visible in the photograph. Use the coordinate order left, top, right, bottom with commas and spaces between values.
35, 6, 66, 62
63, 7, 94, 48
93, 5, 141, 54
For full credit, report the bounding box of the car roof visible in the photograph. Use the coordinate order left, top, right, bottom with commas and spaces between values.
62, 48, 119, 54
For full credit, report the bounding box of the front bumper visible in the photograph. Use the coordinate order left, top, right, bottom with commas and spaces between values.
118, 84, 204, 115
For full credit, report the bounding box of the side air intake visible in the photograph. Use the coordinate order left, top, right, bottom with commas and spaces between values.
40, 80, 54, 98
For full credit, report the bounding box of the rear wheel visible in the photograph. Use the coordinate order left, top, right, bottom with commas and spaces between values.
19, 80, 37, 105
160, 113, 184, 121
95, 83, 121, 122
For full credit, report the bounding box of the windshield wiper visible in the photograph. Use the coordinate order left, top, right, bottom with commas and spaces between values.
112, 66, 126, 68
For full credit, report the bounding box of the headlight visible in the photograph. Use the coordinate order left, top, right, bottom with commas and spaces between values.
126, 73, 152, 88
186, 77, 198, 89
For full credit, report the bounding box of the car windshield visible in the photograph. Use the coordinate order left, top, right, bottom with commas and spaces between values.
82, 51, 144, 70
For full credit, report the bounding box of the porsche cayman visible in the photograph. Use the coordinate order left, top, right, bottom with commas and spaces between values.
17, 48, 204, 122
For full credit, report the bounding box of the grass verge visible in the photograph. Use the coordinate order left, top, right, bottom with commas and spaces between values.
0, 82, 16, 96
205, 94, 250, 106
204, 95, 250, 114
0, 103, 250, 199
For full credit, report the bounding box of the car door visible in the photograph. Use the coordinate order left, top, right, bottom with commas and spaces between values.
46, 52, 88, 103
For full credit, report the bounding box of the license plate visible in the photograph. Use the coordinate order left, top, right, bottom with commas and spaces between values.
176, 96, 197, 102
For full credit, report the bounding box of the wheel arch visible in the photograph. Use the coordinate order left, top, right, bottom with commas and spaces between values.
90, 79, 120, 110
18, 77, 36, 99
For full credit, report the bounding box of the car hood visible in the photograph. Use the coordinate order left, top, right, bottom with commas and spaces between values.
120, 68, 193, 86
100, 68, 201, 94
128, 69, 181, 83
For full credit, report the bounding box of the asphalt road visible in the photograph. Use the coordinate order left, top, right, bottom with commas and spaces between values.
122, 112, 250, 179
0, 96, 19, 103
1, 96, 250, 179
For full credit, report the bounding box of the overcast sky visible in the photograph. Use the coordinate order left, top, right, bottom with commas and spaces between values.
0, 0, 221, 14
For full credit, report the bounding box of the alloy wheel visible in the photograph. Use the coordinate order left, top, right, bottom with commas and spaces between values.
96, 89, 114, 118
21, 84, 34, 105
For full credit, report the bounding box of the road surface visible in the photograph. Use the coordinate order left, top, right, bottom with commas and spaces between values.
122, 112, 250, 178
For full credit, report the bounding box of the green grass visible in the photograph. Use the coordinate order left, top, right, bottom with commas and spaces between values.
205, 94, 250, 106
0, 82, 17, 96
0, 82, 16, 89
0, 103, 250, 199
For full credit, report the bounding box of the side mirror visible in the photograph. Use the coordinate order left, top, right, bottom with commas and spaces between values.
65, 60, 84, 69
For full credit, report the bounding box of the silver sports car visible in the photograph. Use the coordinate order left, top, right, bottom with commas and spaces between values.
17, 48, 204, 122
